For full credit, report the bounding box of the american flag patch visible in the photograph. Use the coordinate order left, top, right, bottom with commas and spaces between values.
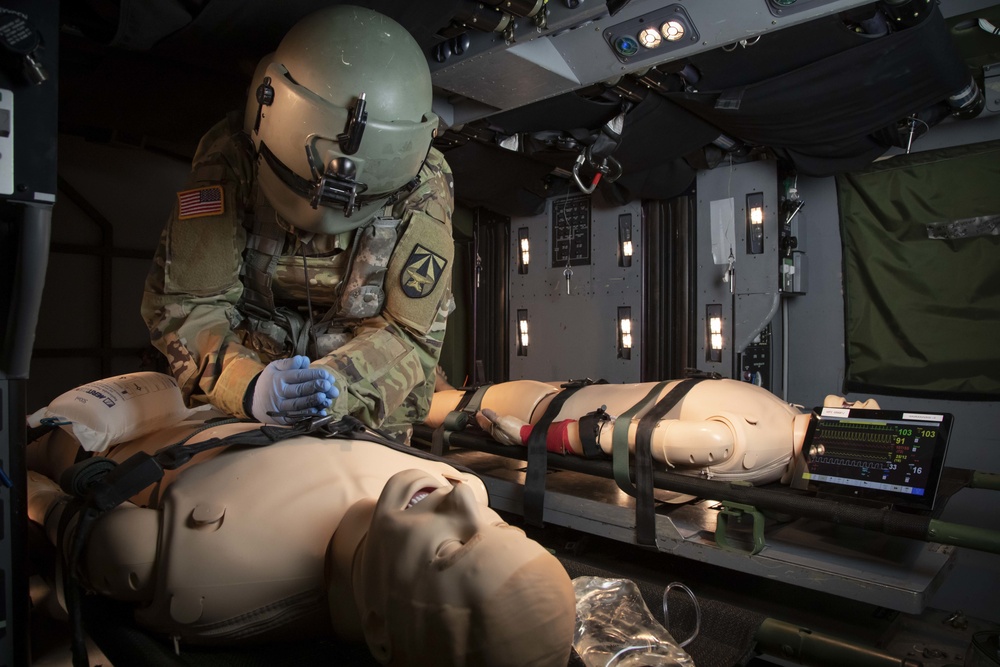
177, 185, 224, 220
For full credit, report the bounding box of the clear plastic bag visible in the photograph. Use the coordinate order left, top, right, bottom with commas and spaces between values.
573, 576, 696, 667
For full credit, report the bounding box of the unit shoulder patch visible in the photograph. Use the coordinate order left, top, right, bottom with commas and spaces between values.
177, 185, 225, 220
400, 243, 448, 299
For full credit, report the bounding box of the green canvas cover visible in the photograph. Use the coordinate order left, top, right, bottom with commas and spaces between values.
836, 139, 1000, 399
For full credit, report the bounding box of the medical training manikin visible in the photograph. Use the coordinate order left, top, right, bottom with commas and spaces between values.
26, 372, 875, 665
427, 378, 879, 490
27, 389, 576, 666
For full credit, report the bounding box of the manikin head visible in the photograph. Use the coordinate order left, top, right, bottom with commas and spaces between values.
332, 469, 576, 667
245, 6, 439, 235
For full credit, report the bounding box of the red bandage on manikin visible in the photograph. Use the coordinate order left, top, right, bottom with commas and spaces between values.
519, 420, 575, 455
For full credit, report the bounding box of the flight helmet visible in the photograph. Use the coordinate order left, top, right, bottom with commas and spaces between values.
246, 5, 438, 234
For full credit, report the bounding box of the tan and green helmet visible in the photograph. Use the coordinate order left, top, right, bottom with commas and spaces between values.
245, 5, 439, 234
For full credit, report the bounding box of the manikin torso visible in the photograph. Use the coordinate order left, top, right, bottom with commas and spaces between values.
75, 417, 489, 643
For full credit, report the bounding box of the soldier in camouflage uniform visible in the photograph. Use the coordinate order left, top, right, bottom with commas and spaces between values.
141, 6, 454, 441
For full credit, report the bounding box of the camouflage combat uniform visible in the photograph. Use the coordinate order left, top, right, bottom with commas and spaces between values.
141, 112, 455, 438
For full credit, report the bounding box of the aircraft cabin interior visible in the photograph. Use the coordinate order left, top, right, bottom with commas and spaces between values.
1, 0, 999, 665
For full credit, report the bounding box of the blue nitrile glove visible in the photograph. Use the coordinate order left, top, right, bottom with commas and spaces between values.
251, 356, 340, 425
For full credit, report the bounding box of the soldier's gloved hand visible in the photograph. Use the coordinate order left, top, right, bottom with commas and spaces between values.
251, 356, 339, 425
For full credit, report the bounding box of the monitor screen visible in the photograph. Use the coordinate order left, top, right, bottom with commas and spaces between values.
798, 407, 953, 511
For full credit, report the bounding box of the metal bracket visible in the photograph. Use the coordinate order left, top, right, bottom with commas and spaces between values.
715, 500, 767, 555
571, 150, 623, 194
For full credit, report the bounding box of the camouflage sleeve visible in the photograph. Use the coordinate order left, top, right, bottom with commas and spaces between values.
312, 148, 455, 434
140, 116, 265, 418
314, 287, 452, 435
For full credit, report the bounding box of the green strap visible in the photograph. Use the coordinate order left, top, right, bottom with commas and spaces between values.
715, 500, 767, 555
612, 381, 669, 497
633, 378, 706, 545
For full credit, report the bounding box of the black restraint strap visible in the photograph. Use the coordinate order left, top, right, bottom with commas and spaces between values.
524, 379, 605, 527
577, 407, 610, 459
431, 384, 491, 456
631, 377, 711, 545
27, 421, 60, 446
80, 415, 481, 519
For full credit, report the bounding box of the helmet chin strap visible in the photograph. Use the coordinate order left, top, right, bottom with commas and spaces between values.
309, 153, 368, 215
258, 141, 364, 217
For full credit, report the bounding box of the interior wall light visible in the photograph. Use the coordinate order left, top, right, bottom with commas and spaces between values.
706, 304, 723, 363
661, 20, 685, 41
517, 227, 530, 274
617, 213, 633, 268
517, 309, 529, 356
638, 27, 662, 48
617, 306, 632, 360
746, 192, 764, 255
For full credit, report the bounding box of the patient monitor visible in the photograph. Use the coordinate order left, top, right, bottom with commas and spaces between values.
792, 406, 953, 511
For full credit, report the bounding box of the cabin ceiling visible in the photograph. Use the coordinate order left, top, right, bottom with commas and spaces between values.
58, 0, 1000, 214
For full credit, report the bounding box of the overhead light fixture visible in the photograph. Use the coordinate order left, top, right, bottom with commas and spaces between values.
605, 7, 698, 63
518, 227, 530, 274
661, 20, 685, 41
706, 304, 723, 363
746, 192, 764, 255
517, 309, 529, 356
618, 306, 632, 360
638, 27, 662, 48
618, 214, 633, 268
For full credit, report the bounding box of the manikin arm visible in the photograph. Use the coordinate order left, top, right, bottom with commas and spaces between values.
454, 379, 810, 485
28, 471, 159, 602
477, 409, 735, 466
598, 418, 735, 467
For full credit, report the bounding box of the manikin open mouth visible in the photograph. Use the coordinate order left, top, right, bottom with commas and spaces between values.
406, 487, 437, 509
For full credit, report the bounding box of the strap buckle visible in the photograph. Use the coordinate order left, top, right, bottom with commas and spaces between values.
684, 368, 723, 380
240, 300, 274, 322
560, 377, 603, 389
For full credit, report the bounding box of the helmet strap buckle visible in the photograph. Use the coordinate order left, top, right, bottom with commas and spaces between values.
310, 156, 362, 217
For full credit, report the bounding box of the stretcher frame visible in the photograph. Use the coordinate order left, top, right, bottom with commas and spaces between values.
412, 424, 983, 615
